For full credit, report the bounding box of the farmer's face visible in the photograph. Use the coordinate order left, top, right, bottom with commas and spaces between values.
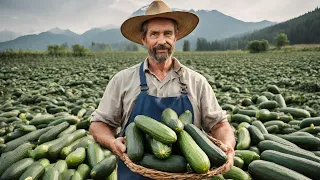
142, 18, 177, 63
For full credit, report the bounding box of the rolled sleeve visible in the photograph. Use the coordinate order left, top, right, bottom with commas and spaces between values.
200, 80, 227, 132
91, 73, 123, 128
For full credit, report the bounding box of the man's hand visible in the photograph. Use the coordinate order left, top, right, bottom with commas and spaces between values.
110, 137, 126, 158
219, 143, 235, 174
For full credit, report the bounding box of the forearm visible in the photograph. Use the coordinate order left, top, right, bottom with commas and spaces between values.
210, 120, 236, 148
89, 121, 117, 149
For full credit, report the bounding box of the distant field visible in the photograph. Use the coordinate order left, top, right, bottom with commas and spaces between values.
1, 51, 320, 115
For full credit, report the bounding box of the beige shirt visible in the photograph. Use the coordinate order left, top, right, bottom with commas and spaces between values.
91, 57, 227, 133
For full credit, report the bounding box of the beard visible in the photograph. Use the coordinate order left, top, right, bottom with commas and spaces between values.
149, 43, 173, 63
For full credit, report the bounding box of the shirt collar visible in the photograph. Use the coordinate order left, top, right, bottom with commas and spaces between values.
143, 57, 184, 76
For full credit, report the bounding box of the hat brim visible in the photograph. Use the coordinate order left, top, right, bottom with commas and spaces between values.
120, 11, 199, 45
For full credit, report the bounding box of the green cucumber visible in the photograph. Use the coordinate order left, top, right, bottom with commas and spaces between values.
278, 107, 311, 119
252, 120, 268, 134
29, 144, 49, 160
212, 174, 226, 180
267, 85, 280, 94
275, 94, 286, 108
57, 125, 76, 138
279, 114, 293, 123
261, 150, 320, 180
231, 114, 252, 124
264, 134, 299, 148
87, 143, 105, 168
258, 101, 278, 110
275, 135, 320, 151
223, 166, 251, 180
48, 116, 80, 126
236, 109, 257, 117
235, 150, 260, 165
221, 104, 235, 111
65, 147, 86, 168
256, 96, 269, 104
53, 160, 68, 173
249, 146, 260, 155
38, 122, 69, 144
258, 140, 320, 163
248, 160, 311, 180
59, 169, 75, 180
146, 134, 172, 159
290, 131, 314, 137
139, 154, 188, 173
106, 167, 117, 180
43, 166, 59, 180
161, 108, 184, 132
238, 122, 251, 130
61, 135, 94, 159
29, 114, 55, 125
0, 142, 33, 175
125, 122, 144, 162
248, 125, 264, 145
178, 110, 192, 125
19, 124, 37, 132
38, 158, 50, 167
264, 120, 287, 129
233, 156, 244, 169
184, 124, 227, 167
134, 115, 177, 144
19, 162, 45, 180
90, 155, 117, 180
5, 129, 27, 142
236, 127, 251, 150
300, 117, 320, 128
266, 125, 280, 133
242, 98, 254, 106
72, 164, 90, 180
0, 158, 34, 180
178, 130, 210, 173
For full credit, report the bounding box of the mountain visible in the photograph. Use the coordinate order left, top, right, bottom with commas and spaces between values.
0, 7, 276, 51
0, 30, 22, 42
47, 28, 79, 38
216, 7, 320, 50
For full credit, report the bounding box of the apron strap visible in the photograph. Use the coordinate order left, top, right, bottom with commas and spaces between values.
139, 61, 189, 94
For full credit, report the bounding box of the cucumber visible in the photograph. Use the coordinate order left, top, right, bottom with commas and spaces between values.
72, 164, 90, 180
5, 129, 27, 142
264, 134, 299, 148
267, 85, 280, 94
58, 125, 77, 138
313, 151, 320, 157
48, 116, 80, 126
0, 137, 4, 144
43, 166, 59, 180
134, 115, 177, 144
178, 130, 210, 173
266, 125, 280, 133
248, 125, 264, 145
0, 142, 33, 175
290, 131, 314, 137
249, 146, 260, 155
106, 167, 117, 180
178, 110, 192, 125
275, 94, 286, 108
212, 174, 226, 180
61, 135, 94, 159
19, 162, 45, 180
236, 127, 251, 150
0, 158, 34, 180
248, 160, 311, 180
29, 114, 55, 125
280, 127, 298, 134
3, 126, 52, 152
233, 156, 244, 169
278, 107, 311, 119
53, 160, 68, 173
223, 166, 251, 180
298, 125, 320, 134
261, 150, 320, 180
90, 155, 117, 180
38, 122, 69, 144
19, 124, 37, 132
242, 98, 254, 106
48, 129, 86, 160
161, 108, 184, 132
146, 134, 172, 159
77, 108, 86, 118
236, 109, 257, 117
87, 143, 105, 168
238, 122, 251, 130
184, 124, 227, 167
29, 144, 49, 160
59, 169, 75, 180
300, 117, 320, 128
221, 104, 235, 112
38, 158, 50, 167
258, 140, 320, 163
139, 154, 188, 173
65, 147, 86, 168
125, 122, 144, 162
279, 114, 293, 123
76, 120, 90, 130
252, 120, 268, 134
276, 135, 320, 151
235, 150, 260, 165
256, 96, 269, 104
231, 114, 252, 124
258, 101, 278, 110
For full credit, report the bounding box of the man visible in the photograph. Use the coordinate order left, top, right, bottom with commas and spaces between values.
89, 0, 235, 179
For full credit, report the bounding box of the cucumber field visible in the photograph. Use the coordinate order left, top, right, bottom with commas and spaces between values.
1, 51, 320, 179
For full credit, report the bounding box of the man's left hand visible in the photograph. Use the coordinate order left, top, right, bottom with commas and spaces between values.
219, 143, 235, 174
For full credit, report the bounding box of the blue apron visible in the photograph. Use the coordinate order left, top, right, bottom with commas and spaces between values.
117, 61, 195, 180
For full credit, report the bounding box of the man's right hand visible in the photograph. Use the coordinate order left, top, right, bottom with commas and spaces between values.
110, 137, 126, 158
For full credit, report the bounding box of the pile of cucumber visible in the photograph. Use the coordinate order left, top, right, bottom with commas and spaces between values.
125, 108, 228, 175
0, 111, 117, 180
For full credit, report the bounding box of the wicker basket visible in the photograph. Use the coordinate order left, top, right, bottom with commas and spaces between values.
120, 135, 229, 180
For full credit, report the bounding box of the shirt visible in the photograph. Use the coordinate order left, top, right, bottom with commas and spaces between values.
91, 57, 227, 133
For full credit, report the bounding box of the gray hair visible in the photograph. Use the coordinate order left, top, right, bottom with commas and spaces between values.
140, 18, 178, 38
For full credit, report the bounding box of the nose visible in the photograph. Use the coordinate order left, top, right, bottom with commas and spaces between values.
157, 34, 166, 45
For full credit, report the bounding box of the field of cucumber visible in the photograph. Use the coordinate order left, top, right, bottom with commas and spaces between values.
0, 51, 320, 180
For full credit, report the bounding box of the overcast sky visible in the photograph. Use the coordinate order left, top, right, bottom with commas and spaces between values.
0, 0, 319, 34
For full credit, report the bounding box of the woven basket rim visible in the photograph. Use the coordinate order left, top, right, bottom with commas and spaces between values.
120, 134, 229, 180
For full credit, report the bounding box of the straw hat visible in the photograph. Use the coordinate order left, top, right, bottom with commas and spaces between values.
120, 0, 199, 45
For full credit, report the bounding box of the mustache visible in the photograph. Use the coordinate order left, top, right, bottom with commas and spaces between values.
153, 44, 171, 51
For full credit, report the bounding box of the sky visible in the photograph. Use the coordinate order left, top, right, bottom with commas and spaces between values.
0, 0, 319, 34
